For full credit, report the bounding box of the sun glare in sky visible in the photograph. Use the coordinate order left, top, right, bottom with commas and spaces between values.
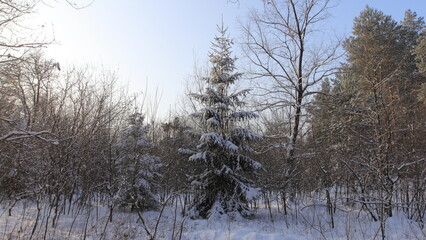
34, 0, 426, 119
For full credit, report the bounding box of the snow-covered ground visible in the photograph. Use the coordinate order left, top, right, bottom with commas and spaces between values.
1, 199, 425, 239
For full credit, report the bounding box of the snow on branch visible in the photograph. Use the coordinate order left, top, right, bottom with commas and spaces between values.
231, 128, 262, 141
235, 154, 263, 170
230, 111, 259, 121
199, 132, 239, 152
200, 132, 222, 145
223, 139, 239, 151
0, 117, 14, 123
189, 152, 206, 162
397, 158, 426, 171
178, 148, 196, 155
207, 117, 221, 126
230, 89, 251, 100
0, 130, 59, 145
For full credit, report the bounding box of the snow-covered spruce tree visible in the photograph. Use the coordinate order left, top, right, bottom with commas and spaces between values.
115, 111, 162, 211
187, 24, 262, 219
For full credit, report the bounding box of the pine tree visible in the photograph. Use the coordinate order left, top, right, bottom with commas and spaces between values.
334, 7, 426, 230
187, 24, 262, 219
115, 111, 162, 211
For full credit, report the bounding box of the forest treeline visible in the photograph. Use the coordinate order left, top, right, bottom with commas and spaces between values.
0, 0, 425, 237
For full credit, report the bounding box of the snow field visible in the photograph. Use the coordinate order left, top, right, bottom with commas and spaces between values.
1, 198, 425, 239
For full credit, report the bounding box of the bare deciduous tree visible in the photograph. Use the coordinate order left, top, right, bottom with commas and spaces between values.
242, 0, 340, 196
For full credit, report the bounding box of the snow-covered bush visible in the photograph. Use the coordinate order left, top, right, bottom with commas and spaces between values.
115, 112, 162, 211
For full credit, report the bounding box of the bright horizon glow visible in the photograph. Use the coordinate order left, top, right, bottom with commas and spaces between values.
33, 0, 426, 119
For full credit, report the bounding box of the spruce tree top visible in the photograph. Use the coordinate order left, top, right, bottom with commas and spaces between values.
191, 24, 257, 134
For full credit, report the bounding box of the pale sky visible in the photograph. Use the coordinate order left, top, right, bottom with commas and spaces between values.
33, 0, 426, 119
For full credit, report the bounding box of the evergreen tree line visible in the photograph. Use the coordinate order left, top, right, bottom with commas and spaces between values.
0, 0, 425, 232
